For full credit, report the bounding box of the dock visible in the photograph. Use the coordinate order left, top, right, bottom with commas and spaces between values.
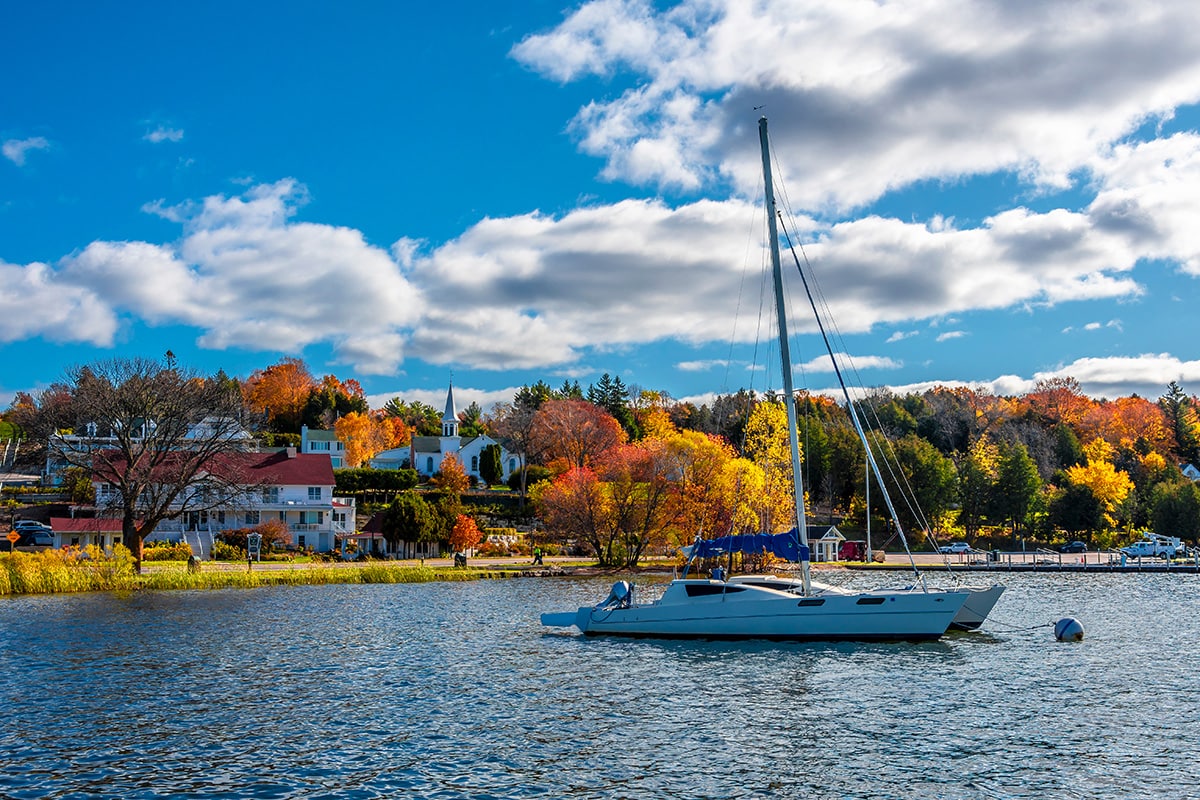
845, 550, 1200, 574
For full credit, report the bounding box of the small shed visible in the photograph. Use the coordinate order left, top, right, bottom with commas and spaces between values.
810, 525, 846, 562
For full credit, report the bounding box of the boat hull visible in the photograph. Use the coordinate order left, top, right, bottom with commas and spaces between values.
544, 580, 968, 642
948, 584, 1005, 631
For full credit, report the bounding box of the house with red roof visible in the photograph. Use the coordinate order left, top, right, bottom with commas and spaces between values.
70, 447, 355, 556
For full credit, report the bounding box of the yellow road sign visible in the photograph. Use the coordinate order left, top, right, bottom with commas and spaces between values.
6, 530, 20, 543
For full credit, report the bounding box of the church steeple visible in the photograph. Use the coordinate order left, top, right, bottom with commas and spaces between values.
441, 379, 459, 439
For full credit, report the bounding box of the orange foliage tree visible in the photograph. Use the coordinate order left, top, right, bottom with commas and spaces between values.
449, 514, 483, 553
1025, 377, 1093, 429
334, 410, 408, 468
432, 454, 470, 493
243, 357, 317, 433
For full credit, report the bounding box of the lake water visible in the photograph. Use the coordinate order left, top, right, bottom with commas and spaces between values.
1, 571, 1197, 799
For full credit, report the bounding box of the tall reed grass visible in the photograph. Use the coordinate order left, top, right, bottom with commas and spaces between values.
0, 547, 509, 596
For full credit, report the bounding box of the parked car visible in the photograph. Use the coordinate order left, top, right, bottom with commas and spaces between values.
1059, 541, 1087, 553
19, 531, 53, 547
14, 519, 52, 533
938, 542, 972, 554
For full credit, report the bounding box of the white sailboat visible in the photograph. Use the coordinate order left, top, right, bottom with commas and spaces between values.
541, 117, 971, 641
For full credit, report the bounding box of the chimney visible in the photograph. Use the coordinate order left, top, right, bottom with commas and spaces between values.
286, 446, 297, 458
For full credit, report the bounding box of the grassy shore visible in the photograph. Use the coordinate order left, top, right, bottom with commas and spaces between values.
0, 547, 519, 596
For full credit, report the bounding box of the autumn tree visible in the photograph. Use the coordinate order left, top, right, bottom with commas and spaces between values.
431, 454, 470, 493
530, 399, 626, 472
1063, 438, 1134, 530
536, 439, 676, 567
46, 357, 257, 571
334, 411, 404, 468
1025, 376, 1092, 429
449, 514, 483, 553
243, 357, 316, 433
742, 399, 799, 534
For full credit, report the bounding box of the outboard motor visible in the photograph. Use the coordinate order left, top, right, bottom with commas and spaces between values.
600, 580, 634, 610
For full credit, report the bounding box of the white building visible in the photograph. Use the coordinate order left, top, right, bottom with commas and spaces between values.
79, 449, 354, 556
301, 425, 347, 468
400, 382, 520, 483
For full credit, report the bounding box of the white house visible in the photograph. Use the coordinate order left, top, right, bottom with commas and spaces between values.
301, 425, 347, 468
1182, 463, 1200, 482
81, 449, 355, 556
407, 382, 520, 483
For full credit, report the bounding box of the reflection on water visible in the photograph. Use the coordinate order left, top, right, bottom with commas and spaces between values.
1, 572, 1198, 798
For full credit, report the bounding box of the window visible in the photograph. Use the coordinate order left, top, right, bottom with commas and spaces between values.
297, 535, 306, 548
308, 486, 322, 501
471, 456, 478, 472
244, 510, 260, 525
261, 487, 279, 503
426, 456, 434, 473
311, 441, 330, 451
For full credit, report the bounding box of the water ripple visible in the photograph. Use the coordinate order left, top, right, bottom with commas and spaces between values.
2, 573, 1198, 798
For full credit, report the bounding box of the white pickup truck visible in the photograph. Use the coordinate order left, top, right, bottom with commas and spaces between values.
1119, 533, 1183, 559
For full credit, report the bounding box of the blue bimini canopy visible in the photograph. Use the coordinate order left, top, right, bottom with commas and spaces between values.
687, 530, 809, 563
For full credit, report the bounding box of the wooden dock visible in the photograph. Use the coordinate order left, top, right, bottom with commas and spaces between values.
845, 552, 1200, 574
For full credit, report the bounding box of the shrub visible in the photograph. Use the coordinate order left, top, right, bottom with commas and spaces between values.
143, 542, 194, 561
211, 540, 245, 560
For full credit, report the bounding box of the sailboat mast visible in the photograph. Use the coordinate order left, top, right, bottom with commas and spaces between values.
759, 116, 812, 594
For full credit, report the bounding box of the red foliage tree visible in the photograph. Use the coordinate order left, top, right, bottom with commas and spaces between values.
530, 399, 626, 471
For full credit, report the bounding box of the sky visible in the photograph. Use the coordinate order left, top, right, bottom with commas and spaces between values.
3, 0, 1200, 415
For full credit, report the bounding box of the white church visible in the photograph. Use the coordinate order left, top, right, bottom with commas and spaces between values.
370, 382, 521, 484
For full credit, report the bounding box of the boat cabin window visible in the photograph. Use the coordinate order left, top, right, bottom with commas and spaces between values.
684, 584, 747, 597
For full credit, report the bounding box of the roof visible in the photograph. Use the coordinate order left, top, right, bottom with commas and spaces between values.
50, 517, 127, 533
410, 435, 489, 454
304, 428, 339, 442
442, 382, 457, 423
92, 449, 335, 487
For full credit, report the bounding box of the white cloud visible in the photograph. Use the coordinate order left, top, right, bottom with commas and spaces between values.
936, 331, 967, 342
794, 352, 901, 374
677, 359, 730, 372
3, 137, 50, 166
887, 331, 918, 343
144, 126, 184, 143
0, 260, 117, 344
514, 0, 1200, 211
42, 180, 423, 374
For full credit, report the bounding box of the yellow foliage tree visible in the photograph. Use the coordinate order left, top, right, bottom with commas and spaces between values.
742, 400, 801, 532
1065, 441, 1134, 529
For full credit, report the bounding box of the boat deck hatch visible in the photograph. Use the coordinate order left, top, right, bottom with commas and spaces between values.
855, 597, 886, 605
797, 598, 825, 607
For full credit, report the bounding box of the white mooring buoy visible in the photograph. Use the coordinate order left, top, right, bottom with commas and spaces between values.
1054, 617, 1084, 642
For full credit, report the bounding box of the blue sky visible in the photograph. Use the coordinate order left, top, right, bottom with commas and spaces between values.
3, 0, 1200, 414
